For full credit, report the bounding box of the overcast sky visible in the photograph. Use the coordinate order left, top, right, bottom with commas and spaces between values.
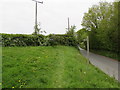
0, 0, 114, 35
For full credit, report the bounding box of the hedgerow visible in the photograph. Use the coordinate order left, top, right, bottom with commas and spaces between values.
48, 34, 77, 46
1, 34, 46, 46
0, 33, 77, 47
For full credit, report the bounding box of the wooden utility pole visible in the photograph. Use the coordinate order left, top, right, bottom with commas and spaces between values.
32, 0, 43, 34
35, 2, 37, 28
68, 17, 70, 31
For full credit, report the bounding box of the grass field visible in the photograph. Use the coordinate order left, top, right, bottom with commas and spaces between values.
2, 46, 120, 88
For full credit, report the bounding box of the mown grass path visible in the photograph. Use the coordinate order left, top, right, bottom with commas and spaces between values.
51, 49, 65, 88
2, 46, 120, 88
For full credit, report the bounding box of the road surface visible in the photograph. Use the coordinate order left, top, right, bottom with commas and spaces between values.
78, 46, 120, 82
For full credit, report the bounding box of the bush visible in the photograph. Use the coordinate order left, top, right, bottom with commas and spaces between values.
1, 33, 77, 47
1, 34, 46, 47
47, 34, 77, 46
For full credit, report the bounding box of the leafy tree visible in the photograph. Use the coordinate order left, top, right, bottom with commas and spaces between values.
76, 28, 88, 49
66, 25, 76, 37
32, 22, 46, 35
32, 24, 41, 35
81, 1, 119, 53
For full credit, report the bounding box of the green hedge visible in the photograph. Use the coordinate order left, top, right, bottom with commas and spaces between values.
48, 34, 77, 46
1, 34, 47, 46
1, 33, 77, 47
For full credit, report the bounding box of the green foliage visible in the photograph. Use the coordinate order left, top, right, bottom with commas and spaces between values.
2, 46, 120, 88
81, 1, 119, 53
66, 25, 78, 46
33, 22, 42, 35
32, 24, 40, 35
47, 34, 77, 47
76, 28, 88, 49
1, 34, 46, 47
90, 49, 120, 61
66, 25, 76, 37
32, 23, 46, 35
1, 33, 77, 47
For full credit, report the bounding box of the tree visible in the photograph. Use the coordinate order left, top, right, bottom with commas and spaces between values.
66, 25, 76, 37
32, 22, 46, 35
33, 23, 41, 35
81, 1, 119, 53
77, 28, 87, 43
76, 28, 88, 49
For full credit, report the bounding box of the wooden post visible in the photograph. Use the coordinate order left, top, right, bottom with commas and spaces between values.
32, 0, 43, 34
68, 17, 70, 31
87, 36, 89, 59
35, 2, 37, 26
35, 2, 37, 34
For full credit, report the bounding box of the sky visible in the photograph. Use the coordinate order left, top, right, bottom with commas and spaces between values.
0, 0, 115, 35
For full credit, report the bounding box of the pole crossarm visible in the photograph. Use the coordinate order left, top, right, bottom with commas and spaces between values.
32, 0, 43, 4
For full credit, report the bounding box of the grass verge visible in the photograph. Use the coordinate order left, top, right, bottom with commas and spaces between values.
90, 50, 120, 61
2, 46, 120, 88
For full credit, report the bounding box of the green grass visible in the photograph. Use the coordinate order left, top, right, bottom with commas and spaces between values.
2, 46, 120, 88
90, 50, 120, 61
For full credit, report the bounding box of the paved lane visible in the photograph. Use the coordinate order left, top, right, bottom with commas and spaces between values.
78, 47, 120, 82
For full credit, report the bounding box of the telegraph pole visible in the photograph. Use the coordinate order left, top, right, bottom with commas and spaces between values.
35, 2, 37, 28
68, 17, 70, 31
32, 0, 43, 34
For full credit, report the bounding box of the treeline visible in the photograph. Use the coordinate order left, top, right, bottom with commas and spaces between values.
0, 33, 77, 47
77, 1, 120, 53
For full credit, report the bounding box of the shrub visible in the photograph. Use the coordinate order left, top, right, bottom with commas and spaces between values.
47, 34, 77, 46
1, 33, 77, 47
1, 34, 45, 47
